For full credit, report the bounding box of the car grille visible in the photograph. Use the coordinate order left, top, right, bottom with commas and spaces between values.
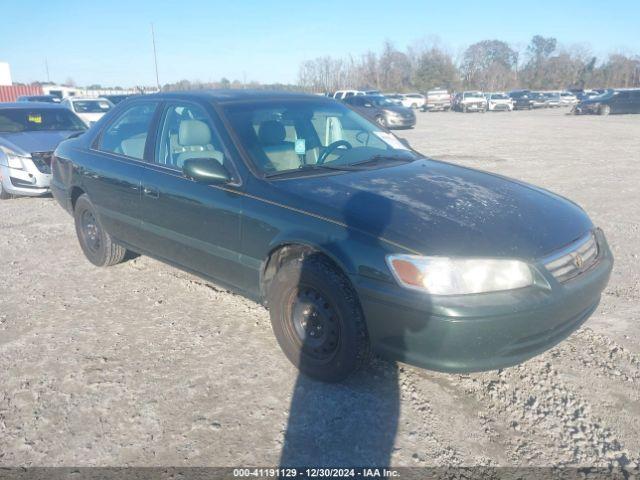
542, 232, 599, 283
31, 151, 53, 174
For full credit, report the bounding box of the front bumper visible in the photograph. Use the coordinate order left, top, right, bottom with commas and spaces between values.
353, 229, 613, 373
573, 103, 599, 115
423, 102, 451, 111
0, 162, 51, 197
385, 115, 416, 128
514, 102, 533, 110
488, 103, 512, 111
462, 102, 485, 111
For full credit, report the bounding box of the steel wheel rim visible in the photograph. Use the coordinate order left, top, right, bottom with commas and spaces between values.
286, 286, 341, 362
80, 209, 101, 253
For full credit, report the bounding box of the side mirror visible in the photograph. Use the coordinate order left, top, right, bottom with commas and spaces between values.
182, 158, 230, 184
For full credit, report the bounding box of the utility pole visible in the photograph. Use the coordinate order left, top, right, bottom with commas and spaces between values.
45, 58, 50, 82
151, 23, 160, 91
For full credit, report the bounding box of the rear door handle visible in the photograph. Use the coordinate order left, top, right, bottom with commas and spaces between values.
143, 186, 160, 199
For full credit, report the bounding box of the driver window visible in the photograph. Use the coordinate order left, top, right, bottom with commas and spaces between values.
156, 103, 225, 171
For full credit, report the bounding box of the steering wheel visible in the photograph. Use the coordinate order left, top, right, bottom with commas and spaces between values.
317, 140, 353, 164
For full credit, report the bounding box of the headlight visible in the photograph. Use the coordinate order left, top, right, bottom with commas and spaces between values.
386, 254, 534, 295
0, 146, 29, 170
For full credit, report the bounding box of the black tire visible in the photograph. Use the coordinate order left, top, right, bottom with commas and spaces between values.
267, 253, 371, 382
74, 194, 127, 267
598, 104, 610, 116
0, 182, 12, 200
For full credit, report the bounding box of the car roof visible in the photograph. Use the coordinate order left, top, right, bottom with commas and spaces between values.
67, 97, 110, 101
0, 102, 68, 109
138, 89, 334, 105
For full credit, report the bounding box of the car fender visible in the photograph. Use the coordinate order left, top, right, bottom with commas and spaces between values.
264, 228, 358, 277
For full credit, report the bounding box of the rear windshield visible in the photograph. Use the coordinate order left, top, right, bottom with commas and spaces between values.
0, 108, 87, 132
72, 100, 112, 113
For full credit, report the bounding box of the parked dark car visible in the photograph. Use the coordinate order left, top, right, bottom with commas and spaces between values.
0, 103, 87, 199
343, 94, 415, 129
51, 90, 613, 382
573, 89, 640, 115
509, 90, 534, 110
528, 91, 548, 108
16, 95, 61, 103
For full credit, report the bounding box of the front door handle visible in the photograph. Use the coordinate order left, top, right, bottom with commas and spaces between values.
143, 186, 160, 199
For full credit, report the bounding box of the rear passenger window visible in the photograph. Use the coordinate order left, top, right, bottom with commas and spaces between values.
99, 102, 158, 160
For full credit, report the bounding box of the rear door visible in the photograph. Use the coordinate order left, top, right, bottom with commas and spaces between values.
85, 100, 160, 248
139, 100, 246, 288
630, 91, 640, 113
611, 91, 630, 113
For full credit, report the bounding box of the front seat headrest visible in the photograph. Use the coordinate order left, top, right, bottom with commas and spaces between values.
258, 120, 286, 145
179, 119, 212, 146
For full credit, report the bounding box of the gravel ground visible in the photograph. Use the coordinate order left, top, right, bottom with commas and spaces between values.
0, 107, 638, 468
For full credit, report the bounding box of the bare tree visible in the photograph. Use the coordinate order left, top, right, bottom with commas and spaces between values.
460, 40, 517, 90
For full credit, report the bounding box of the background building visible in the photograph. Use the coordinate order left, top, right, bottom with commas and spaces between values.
0, 62, 12, 86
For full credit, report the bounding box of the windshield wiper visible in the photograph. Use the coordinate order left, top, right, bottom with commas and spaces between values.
349, 154, 419, 168
263, 163, 355, 178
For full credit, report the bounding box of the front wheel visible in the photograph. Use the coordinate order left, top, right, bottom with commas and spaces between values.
74, 194, 127, 267
267, 254, 370, 382
0, 182, 12, 200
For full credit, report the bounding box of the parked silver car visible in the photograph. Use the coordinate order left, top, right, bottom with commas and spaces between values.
0, 103, 86, 199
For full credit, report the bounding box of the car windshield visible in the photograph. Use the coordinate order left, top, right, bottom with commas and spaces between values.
222, 99, 420, 177
491, 93, 509, 99
0, 108, 87, 132
72, 100, 112, 113
464, 92, 483, 97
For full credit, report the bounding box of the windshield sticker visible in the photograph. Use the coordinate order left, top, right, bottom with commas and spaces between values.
373, 131, 409, 150
295, 138, 306, 155
27, 114, 43, 124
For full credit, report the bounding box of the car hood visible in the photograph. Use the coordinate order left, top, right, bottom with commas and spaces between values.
0, 130, 81, 155
579, 96, 609, 105
268, 159, 592, 259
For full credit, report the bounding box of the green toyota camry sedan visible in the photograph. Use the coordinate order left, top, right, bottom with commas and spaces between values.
51, 90, 613, 382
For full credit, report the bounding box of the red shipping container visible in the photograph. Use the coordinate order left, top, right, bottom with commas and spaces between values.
0, 85, 44, 103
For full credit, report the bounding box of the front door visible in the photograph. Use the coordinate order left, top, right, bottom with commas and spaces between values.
139, 101, 245, 289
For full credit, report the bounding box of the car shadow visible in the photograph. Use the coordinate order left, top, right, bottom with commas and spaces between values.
278, 190, 427, 468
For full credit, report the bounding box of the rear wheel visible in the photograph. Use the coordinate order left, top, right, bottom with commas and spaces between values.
598, 104, 610, 116
267, 254, 370, 382
74, 194, 127, 267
